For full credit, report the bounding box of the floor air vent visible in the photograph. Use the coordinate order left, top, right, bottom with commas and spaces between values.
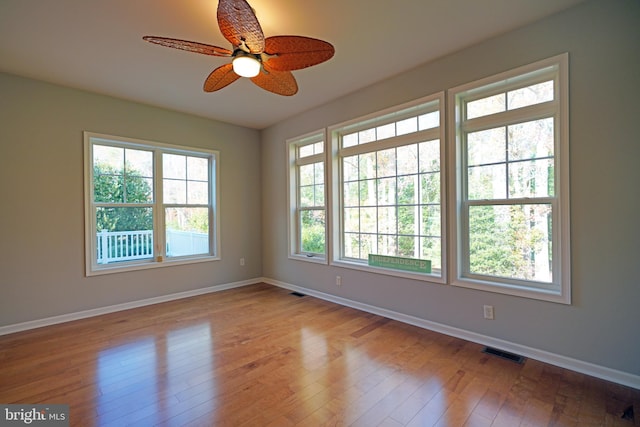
290, 291, 306, 297
482, 346, 525, 364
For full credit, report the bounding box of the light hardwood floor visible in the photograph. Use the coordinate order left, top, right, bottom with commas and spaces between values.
0, 283, 638, 426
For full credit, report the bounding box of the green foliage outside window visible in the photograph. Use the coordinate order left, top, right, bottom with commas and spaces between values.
94, 164, 153, 232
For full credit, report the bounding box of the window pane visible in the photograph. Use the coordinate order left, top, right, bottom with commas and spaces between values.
343, 133, 358, 148
187, 157, 208, 181
300, 164, 314, 186
344, 208, 359, 233
125, 150, 153, 179
360, 234, 376, 259
315, 184, 325, 206
360, 207, 377, 233
508, 81, 554, 110
356, 180, 373, 205
422, 237, 441, 270
398, 236, 417, 257
508, 118, 554, 160
397, 145, 418, 175
468, 164, 507, 200
299, 185, 314, 207
359, 128, 376, 144
299, 144, 314, 158
94, 146, 154, 204
314, 163, 324, 185
96, 207, 153, 233
300, 210, 325, 254
94, 172, 124, 203
419, 111, 439, 130
376, 123, 396, 140
398, 206, 417, 235
343, 156, 359, 181
94, 145, 124, 172
359, 153, 376, 180
377, 177, 396, 206
421, 205, 441, 236
344, 233, 360, 258
187, 181, 209, 204
162, 154, 209, 206
376, 148, 396, 178
163, 179, 186, 204
398, 175, 417, 205
344, 181, 359, 207
468, 204, 552, 282
95, 207, 154, 264
419, 140, 440, 173
125, 177, 154, 203
165, 207, 209, 257
397, 117, 417, 135
467, 128, 506, 166
163, 154, 186, 179
299, 184, 324, 208
509, 159, 554, 198
420, 172, 440, 204
378, 206, 396, 234
377, 235, 397, 256
466, 93, 505, 119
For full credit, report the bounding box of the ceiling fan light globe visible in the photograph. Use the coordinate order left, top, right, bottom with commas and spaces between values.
232, 56, 261, 78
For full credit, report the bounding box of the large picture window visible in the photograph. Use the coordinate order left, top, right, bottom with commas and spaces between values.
330, 94, 445, 281
84, 132, 219, 275
448, 54, 570, 303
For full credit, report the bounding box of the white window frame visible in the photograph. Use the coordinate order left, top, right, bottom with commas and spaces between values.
448, 53, 570, 303
287, 130, 328, 264
84, 132, 220, 276
329, 93, 446, 282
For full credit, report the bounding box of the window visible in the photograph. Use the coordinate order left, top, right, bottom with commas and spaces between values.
84, 132, 219, 275
448, 54, 570, 303
330, 94, 445, 281
288, 131, 327, 262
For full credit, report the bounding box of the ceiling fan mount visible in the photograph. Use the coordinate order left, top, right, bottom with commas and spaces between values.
143, 0, 335, 96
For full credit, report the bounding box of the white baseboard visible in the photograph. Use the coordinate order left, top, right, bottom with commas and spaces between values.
0, 278, 259, 336
263, 277, 640, 391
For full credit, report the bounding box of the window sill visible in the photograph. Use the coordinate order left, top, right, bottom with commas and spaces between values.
288, 253, 328, 265
452, 277, 570, 304
86, 255, 220, 277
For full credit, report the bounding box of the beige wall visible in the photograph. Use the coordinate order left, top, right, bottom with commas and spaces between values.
261, 0, 640, 377
0, 73, 262, 325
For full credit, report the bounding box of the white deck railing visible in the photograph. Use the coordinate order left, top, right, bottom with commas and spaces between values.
97, 229, 208, 264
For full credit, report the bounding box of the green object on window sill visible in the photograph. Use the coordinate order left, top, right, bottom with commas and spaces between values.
368, 254, 431, 273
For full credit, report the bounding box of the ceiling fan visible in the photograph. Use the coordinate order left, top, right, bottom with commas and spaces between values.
143, 0, 335, 96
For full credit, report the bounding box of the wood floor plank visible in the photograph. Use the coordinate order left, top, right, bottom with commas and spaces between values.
0, 283, 638, 426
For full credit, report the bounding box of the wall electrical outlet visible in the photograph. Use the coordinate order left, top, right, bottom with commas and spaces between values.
483, 305, 495, 320
336, 276, 342, 286
240, 257, 245, 266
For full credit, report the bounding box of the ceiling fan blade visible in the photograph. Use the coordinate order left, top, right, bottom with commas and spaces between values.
143, 36, 232, 57
264, 36, 335, 71
217, 0, 265, 53
250, 63, 298, 96
203, 63, 241, 92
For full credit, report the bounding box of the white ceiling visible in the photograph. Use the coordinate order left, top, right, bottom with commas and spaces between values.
0, 0, 585, 129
